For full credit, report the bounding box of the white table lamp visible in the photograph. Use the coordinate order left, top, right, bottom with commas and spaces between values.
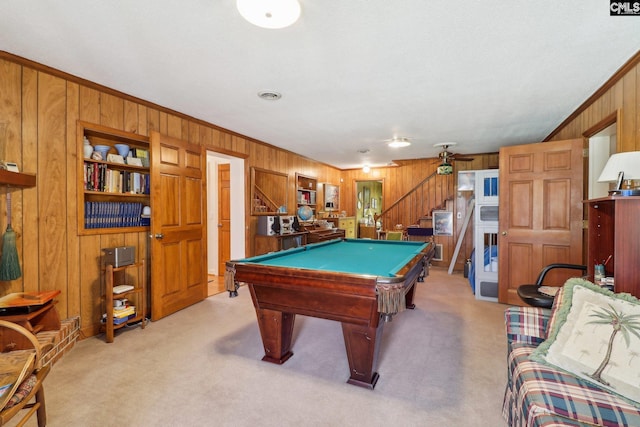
598, 151, 640, 195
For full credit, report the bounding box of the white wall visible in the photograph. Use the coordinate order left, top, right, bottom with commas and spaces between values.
589, 124, 617, 199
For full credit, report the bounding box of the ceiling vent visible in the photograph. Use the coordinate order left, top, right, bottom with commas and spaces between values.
258, 91, 282, 100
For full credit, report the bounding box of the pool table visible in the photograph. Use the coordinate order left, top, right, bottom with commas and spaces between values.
226, 238, 434, 389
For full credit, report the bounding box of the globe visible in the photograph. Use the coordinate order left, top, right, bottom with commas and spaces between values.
297, 205, 313, 221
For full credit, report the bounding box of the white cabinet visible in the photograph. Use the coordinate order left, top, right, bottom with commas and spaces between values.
473, 170, 499, 302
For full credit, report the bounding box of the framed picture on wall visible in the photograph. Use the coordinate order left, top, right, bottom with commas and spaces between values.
324, 184, 339, 211
433, 211, 453, 236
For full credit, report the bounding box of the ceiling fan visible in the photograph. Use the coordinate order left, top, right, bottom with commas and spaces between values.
433, 142, 474, 175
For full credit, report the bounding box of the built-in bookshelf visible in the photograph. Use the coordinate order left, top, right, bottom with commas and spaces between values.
296, 173, 317, 218
77, 121, 150, 235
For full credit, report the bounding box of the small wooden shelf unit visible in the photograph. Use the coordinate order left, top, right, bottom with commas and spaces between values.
103, 261, 146, 343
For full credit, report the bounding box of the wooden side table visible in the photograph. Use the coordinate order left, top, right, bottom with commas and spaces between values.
358, 224, 377, 239
0, 291, 61, 352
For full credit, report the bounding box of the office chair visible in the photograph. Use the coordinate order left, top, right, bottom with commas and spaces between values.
517, 263, 587, 308
385, 231, 404, 241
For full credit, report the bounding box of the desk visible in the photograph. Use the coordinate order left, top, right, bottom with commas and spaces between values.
254, 231, 307, 255
306, 227, 345, 243
227, 239, 434, 389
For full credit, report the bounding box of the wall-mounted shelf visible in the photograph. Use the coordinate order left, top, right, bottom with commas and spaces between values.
0, 170, 36, 189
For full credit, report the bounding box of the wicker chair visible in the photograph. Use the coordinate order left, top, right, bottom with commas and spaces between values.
0, 320, 50, 427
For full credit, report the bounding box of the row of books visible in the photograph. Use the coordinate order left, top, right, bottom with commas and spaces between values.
102, 305, 136, 325
113, 305, 136, 318
83, 162, 150, 194
84, 202, 144, 229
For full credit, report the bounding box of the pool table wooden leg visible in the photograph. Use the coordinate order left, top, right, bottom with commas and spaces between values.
255, 308, 295, 365
405, 283, 417, 310
341, 321, 384, 389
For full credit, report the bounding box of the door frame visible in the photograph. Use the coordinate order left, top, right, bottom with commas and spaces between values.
206, 151, 246, 275
583, 110, 620, 199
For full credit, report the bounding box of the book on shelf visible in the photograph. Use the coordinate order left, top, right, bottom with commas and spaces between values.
113, 284, 135, 294
83, 162, 149, 195
84, 201, 144, 229
113, 305, 136, 318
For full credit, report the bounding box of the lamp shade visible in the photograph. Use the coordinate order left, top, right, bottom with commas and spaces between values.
597, 151, 640, 182
237, 0, 301, 29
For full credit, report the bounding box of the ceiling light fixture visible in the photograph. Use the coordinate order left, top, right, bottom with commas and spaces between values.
237, 0, 301, 29
363, 165, 370, 173
387, 137, 411, 148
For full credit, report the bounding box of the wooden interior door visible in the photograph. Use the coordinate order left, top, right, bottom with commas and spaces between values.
217, 163, 231, 275
498, 138, 584, 305
150, 131, 207, 320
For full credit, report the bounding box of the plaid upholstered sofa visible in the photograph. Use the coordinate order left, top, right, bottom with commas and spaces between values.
503, 303, 640, 426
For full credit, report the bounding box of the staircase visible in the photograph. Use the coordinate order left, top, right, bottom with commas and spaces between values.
253, 185, 279, 213
375, 169, 455, 232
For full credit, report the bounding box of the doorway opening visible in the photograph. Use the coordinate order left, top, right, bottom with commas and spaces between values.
206, 151, 246, 296
588, 122, 617, 199
355, 180, 383, 237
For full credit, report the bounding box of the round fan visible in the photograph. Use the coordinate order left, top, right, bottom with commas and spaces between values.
434, 142, 474, 164
433, 142, 474, 175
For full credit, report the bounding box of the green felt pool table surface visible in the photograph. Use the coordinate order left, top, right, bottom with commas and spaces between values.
241, 238, 428, 277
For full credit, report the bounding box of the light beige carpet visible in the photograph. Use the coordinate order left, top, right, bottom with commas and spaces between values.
29, 268, 509, 426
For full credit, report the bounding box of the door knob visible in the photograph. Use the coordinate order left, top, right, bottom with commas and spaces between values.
501, 231, 507, 236
217, 223, 223, 227
155, 233, 164, 239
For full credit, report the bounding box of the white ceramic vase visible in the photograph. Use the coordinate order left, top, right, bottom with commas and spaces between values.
83, 137, 93, 159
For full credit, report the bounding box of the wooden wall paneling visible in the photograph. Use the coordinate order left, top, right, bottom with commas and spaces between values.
180, 118, 189, 141
137, 104, 148, 137
188, 121, 200, 144
38, 72, 68, 309
124, 231, 142, 297
158, 111, 167, 135
584, 103, 595, 131
637, 65, 640, 146
79, 86, 100, 124
234, 135, 248, 155
147, 107, 160, 134
123, 99, 139, 135
220, 129, 233, 151
99, 92, 124, 130
164, 113, 181, 139
0, 59, 24, 294
211, 128, 223, 148
199, 124, 213, 147
621, 71, 637, 151
21, 67, 38, 295
79, 234, 102, 337
229, 134, 240, 153
64, 81, 81, 320
600, 86, 612, 117
0, 60, 21, 166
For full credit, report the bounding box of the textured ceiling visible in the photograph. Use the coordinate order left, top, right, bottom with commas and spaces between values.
1, 1, 639, 169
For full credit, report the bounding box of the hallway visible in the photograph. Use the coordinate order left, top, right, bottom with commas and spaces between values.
208, 275, 226, 296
